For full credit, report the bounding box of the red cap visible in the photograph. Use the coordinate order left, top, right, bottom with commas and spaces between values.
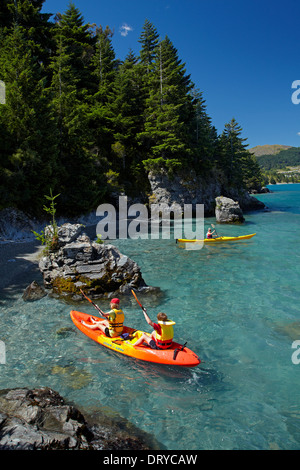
111, 298, 120, 304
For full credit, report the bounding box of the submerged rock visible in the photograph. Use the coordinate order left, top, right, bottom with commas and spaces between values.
0, 387, 156, 450
215, 196, 245, 224
22, 281, 47, 302
38, 223, 160, 300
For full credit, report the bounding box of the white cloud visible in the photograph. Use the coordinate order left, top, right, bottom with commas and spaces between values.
119, 23, 133, 37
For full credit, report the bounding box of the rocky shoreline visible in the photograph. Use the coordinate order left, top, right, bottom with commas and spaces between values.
0, 387, 161, 450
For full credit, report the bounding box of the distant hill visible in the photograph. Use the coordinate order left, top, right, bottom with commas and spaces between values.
250, 146, 300, 171
249, 145, 292, 157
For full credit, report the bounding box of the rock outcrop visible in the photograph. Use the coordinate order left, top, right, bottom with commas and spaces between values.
215, 196, 245, 224
39, 223, 159, 300
0, 207, 38, 242
148, 169, 222, 216
148, 169, 265, 216
0, 387, 157, 450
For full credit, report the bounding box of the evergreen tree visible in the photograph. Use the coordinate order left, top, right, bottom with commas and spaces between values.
53, 2, 95, 95
189, 87, 217, 170
1, 0, 54, 72
138, 19, 159, 73
0, 24, 59, 213
88, 25, 117, 165
48, 4, 102, 215
219, 118, 263, 189
139, 36, 195, 174
92, 25, 117, 100
110, 50, 146, 192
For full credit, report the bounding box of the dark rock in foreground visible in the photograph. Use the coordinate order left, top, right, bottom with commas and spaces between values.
0, 387, 159, 450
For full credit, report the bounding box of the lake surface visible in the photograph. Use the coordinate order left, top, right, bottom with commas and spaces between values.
1, 184, 300, 450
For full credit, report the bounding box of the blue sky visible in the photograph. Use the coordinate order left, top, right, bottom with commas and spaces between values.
42, 0, 300, 149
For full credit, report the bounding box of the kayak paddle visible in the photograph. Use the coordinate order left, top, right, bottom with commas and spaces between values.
131, 289, 191, 360
79, 289, 105, 316
211, 223, 220, 237
131, 289, 147, 313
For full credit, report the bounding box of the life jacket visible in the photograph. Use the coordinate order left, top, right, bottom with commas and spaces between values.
206, 232, 212, 239
108, 309, 124, 337
155, 320, 175, 349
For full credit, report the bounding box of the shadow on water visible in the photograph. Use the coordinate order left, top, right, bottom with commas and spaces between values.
0, 240, 43, 304
97, 344, 226, 393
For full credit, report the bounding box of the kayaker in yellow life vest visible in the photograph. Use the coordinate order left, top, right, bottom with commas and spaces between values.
81, 298, 124, 338
133, 310, 175, 350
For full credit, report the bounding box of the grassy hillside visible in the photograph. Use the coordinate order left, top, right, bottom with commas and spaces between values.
249, 144, 292, 157
253, 147, 300, 170
249, 145, 300, 184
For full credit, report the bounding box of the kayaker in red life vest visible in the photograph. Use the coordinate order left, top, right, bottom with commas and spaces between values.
133, 310, 175, 350
81, 298, 124, 338
206, 228, 216, 239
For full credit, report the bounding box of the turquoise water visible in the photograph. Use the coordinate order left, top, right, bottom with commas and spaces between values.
1, 184, 300, 450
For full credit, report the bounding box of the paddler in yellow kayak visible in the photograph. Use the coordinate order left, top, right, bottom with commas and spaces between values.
133, 310, 176, 350
81, 298, 125, 338
206, 227, 216, 239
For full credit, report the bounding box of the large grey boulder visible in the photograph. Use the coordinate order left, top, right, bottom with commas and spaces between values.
215, 196, 245, 223
39, 224, 159, 300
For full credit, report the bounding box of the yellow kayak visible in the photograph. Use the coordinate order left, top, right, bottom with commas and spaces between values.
177, 233, 256, 243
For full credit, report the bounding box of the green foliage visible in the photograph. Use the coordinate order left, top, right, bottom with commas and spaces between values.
32, 189, 60, 252
95, 234, 104, 244
218, 118, 263, 190
256, 147, 300, 170
0, 6, 263, 216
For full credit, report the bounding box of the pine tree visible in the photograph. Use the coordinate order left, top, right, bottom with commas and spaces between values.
48, 4, 102, 215
139, 36, 195, 174
189, 87, 217, 170
88, 25, 117, 165
110, 50, 146, 191
138, 19, 159, 73
0, 24, 59, 213
53, 2, 96, 95
92, 25, 117, 101
1, 0, 54, 72
219, 118, 263, 189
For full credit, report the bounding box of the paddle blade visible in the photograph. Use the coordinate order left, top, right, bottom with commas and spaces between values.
131, 289, 143, 309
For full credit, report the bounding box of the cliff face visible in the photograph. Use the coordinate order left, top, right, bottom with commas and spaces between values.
148, 169, 265, 216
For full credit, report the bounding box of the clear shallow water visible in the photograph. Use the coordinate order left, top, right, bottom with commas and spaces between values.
1, 184, 300, 450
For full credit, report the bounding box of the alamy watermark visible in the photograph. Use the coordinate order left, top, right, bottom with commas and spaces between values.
0, 80, 5, 104
0, 341, 6, 364
291, 340, 300, 365
96, 196, 204, 249
291, 80, 300, 104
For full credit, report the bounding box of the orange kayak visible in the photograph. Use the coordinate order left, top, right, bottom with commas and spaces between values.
70, 310, 200, 367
